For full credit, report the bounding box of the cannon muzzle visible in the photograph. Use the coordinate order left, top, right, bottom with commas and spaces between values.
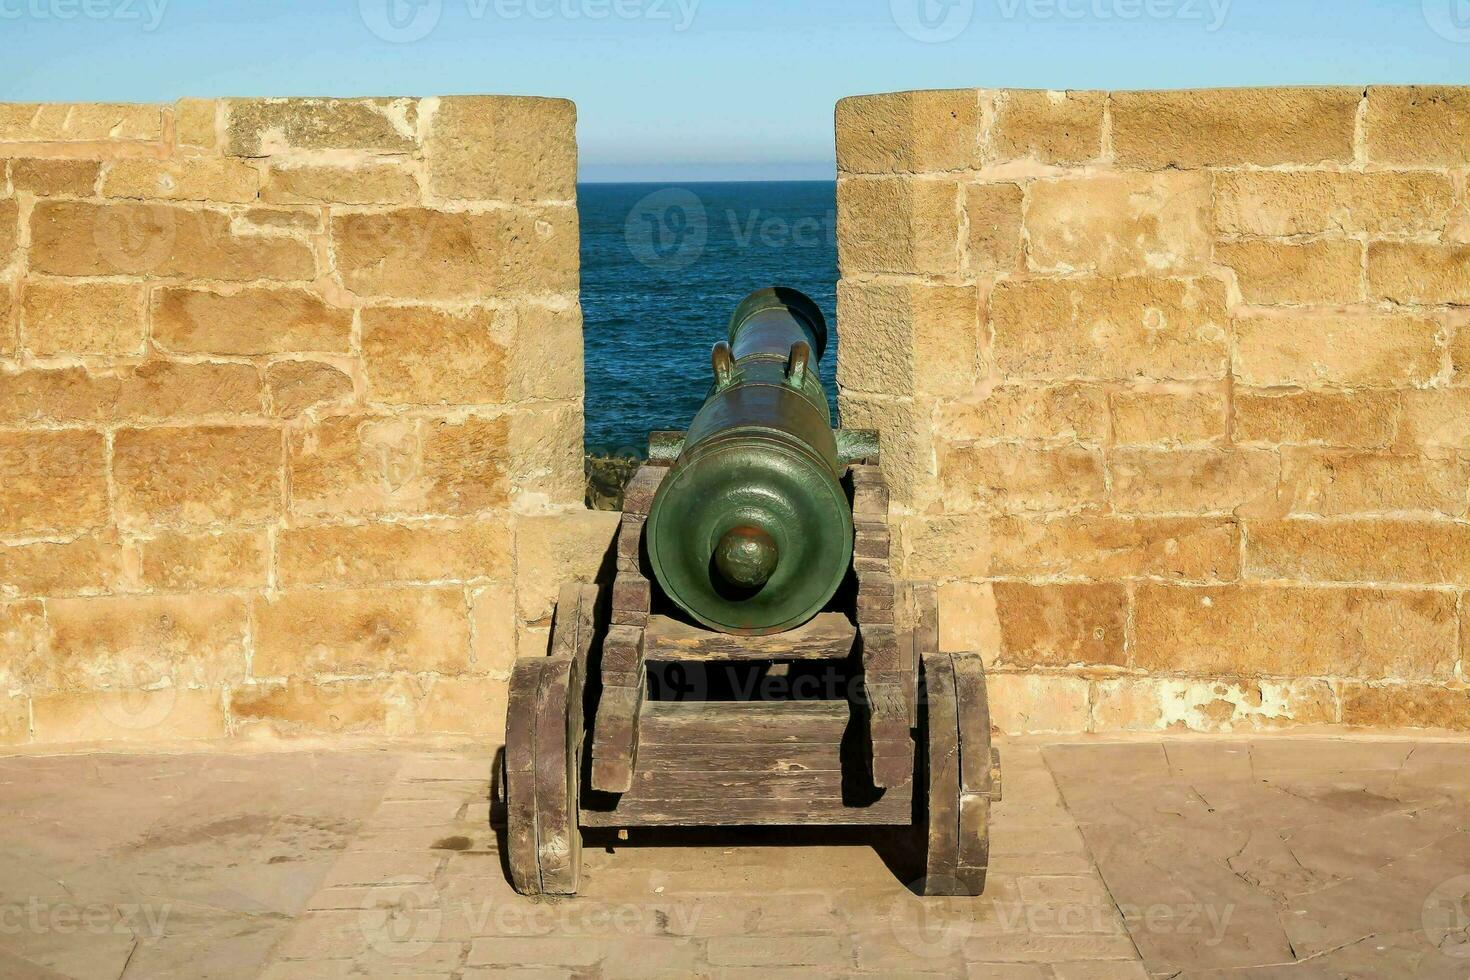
647, 287, 852, 635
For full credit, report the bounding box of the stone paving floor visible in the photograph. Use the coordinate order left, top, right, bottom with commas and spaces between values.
1, 736, 1468, 978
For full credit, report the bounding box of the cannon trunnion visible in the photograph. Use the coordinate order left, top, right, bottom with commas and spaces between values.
501, 288, 1000, 898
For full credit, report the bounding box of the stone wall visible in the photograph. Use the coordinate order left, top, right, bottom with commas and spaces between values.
0, 97, 617, 746
836, 87, 1470, 734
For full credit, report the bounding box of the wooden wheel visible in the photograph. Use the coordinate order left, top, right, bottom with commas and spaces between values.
914, 650, 996, 897
505, 583, 597, 896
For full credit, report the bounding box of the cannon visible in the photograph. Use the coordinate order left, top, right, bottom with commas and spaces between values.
501, 287, 1000, 899
648, 287, 851, 635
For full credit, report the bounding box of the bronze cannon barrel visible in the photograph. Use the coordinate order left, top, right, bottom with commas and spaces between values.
646, 287, 852, 635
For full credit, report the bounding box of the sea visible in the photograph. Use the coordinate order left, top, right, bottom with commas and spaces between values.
578, 181, 839, 456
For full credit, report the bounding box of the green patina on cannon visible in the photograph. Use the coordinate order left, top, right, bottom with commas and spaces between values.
646, 287, 853, 635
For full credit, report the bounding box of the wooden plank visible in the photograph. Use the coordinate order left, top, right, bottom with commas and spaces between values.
590, 674, 645, 794
622, 465, 666, 517
550, 582, 595, 661
856, 570, 896, 625
851, 474, 890, 521
601, 623, 645, 687
626, 770, 848, 799
580, 788, 912, 828
616, 513, 645, 573
860, 624, 902, 673
635, 741, 847, 773
638, 699, 851, 745
643, 612, 856, 662
534, 656, 578, 894
611, 573, 651, 629
952, 655, 995, 798
864, 675, 913, 790
504, 658, 544, 895
958, 792, 991, 881
923, 652, 961, 886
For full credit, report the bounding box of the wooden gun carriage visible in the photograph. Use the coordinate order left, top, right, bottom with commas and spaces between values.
502, 288, 1000, 898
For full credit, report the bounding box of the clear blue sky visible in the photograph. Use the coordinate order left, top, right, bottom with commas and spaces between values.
3, 0, 1469, 180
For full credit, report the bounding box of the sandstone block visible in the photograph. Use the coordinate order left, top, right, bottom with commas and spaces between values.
425, 96, 576, 201
1399, 389, 1470, 448
471, 582, 517, 677
1132, 583, 1457, 680
21, 279, 146, 356
988, 90, 1105, 166
101, 158, 260, 203
1233, 309, 1442, 388
1109, 448, 1279, 516
936, 384, 1107, 444
0, 430, 107, 535
0, 599, 45, 691
0, 534, 130, 598
1279, 450, 1470, 518
331, 205, 577, 300
835, 90, 980, 174
993, 583, 1127, 669
45, 594, 247, 690
1110, 88, 1359, 168
0, 103, 162, 142
836, 393, 937, 510
0, 695, 26, 746
1365, 86, 1470, 166
1368, 243, 1470, 306
1235, 391, 1399, 449
278, 519, 511, 587
225, 98, 418, 156
9, 159, 99, 196
113, 425, 282, 528
835, 279, 980, 398
30, 686, 227, 743
986, 673, 1091, 735
229, 678, 406, 737
988, 515, 1240, 582
30, 201, 315, 281
1110, 384, 1227, 447
252, 587, 468, 677
991, 276, 1228, 381
507, 303, 584, 402
936, 580, 997, 655
1093, 677, 1336, 733
0, 361, 263, 425
965, 182, 1024, 272
1027, 172, 1211, 275
1215, 240, 1362, 305
361, 305, 509, 405
288, 414, 510, 518
1340, 682, 1470, 731
1454, 315, 1470, 382
263, 163, 419, 205
940, 443, 1106, 513
173, 98, 219, 149
0, 285, 12, 356
1215, 171, 1456, 238
136, 529, 269, 591
267, 360, 354, 418
1247, 518, 1470, 585
0, 197, 17, 265
895, 514, 994, 580
836, 176, 960, 276
153, 285, 352, 356
508, 403, 585, 507
414, 676, 509, 737
237, 207, 320, 233
513, 511, 620, 621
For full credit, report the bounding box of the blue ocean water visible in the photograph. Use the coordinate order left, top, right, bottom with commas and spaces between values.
579, 181, 838, 456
